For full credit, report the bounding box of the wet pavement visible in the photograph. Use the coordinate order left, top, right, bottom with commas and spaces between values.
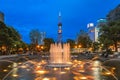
0, 54, 119, 80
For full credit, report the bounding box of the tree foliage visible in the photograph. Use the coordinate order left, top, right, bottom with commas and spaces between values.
92, 42, 100, 52
0, 21, 25, 54
43, 38, 54, 51
99, 4, 120, 51
107, 4, 120, 22
66, 39, 75, 49
77, 30, 92, 48
99, 21, 120, 51
29, 29, 41, 45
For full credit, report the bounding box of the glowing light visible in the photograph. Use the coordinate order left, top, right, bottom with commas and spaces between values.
41, 46, 44, 49
42, 77, 50, 80
38, 63, 42, 66
73, 65, 77, 67
106, 72, 111, 75
36, 70, 48, 74
18, 62, 22, 65
80, 76, 87, 80
13, 63, 17, 67
37, 45, 40, 48
3, 69, 8, 72
93, 61, 101, 67
80, 64, 84, 69
12, 74, 18, 77
112, 67, 116, 70
78, 61, 82, 63
104, 72, 112, 75
21, 65, 27, 68
53, 68, 58, 71
67, 62, 72, 64
91, 67, 98, 70
8, 65, 11, 68
78, 70, 85, 72
41, 60, 47, 64
26, 69, 30, 71
35, 77, 56, 80
37, 65, 41, 68
74, 60, 78, 62
78, 45, 82, 48
74, 45, 77, 48
60, 71, 66, 74
64, 67, 70, 70
74, 76, 87, 80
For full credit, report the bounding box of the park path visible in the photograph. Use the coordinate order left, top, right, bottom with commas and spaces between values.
0, 54, 18, 59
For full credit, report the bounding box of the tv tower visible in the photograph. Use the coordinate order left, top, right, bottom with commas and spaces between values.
57, 11, 62, 43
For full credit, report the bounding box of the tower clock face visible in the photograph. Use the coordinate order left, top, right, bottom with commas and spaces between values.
58, 30, 62, 33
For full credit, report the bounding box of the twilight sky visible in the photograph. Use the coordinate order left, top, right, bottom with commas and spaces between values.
0, 0, 120, 43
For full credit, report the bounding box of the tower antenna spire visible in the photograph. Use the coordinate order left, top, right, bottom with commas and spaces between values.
59, 11, 61, 17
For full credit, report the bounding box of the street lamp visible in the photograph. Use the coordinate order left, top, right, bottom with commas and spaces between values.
74, 45, 77, 49
78, 44, 82, 53
41, 46, 44, 50
78, 45, 82, 48
37, 45, 40, 48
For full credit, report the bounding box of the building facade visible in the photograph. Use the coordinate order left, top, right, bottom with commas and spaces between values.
88, 19, 107, 42
87, 23, 95, 41
95, 19, 107, 42
40, 32, 46, 45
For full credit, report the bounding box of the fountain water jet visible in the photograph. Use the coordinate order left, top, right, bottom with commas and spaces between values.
48, 43, 71, 67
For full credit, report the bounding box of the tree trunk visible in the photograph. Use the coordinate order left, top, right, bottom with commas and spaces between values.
114, 41, 118, 52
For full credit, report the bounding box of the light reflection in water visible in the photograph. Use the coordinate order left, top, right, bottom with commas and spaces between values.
92, 61, 102, 80
35, 77, 57, 80
12, 63, 18, 78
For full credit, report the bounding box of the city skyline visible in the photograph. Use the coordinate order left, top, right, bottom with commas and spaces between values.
0, 0, 120, 43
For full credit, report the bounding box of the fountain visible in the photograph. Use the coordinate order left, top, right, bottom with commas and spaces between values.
48, 43, 72, 67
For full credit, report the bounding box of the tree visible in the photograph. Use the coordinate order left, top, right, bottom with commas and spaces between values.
77, 30, 92, 48
92, 42, 100, 52
99, 4, 120, 52
0, 21, 23, 54
107, 4, 120, 22
43, 38, 54, 52
99, 21, 120, 51
66, 39, 75, 49
29, 29, 41, 49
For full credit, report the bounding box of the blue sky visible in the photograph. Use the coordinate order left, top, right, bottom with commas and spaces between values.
0, 0, 120, 43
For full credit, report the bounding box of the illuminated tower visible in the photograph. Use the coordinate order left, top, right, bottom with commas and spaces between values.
57, 12, 62, 43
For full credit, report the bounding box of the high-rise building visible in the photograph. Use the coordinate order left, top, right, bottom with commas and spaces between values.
97, 18, 107, 27
40, 32, 46, 45
57, 12, 62, 43
87, 19, 107, 42
95, 18, 107, 42
0, 11, 4, 22
94, 27, 99, 42
87, 23, 95, 41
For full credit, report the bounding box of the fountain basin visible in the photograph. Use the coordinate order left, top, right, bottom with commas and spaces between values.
46, 63, 72, 68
